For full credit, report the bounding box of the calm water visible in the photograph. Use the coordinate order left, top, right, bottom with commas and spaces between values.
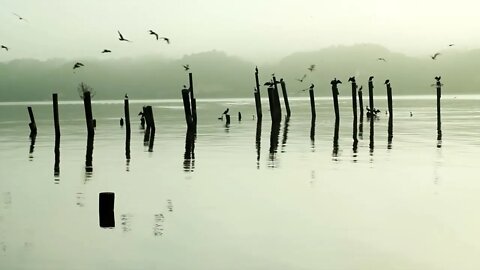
1, 95, 480, 270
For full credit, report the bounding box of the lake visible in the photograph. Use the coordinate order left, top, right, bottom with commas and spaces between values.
1, 95, 480, 270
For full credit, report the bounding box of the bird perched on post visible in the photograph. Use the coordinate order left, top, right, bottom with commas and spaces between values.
431, 52, 441, 60
369, 76, 374, 82
348, 76, 356, 83
435, 76, 442, 81
117, 31, 131, 42
384, 79, 390, 85
149, 30, 159, 40
1, 45, 8, 51
331, 78, 342, 85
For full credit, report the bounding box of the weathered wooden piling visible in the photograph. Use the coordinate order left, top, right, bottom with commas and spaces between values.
435, 76, 442, 140
99, 192, 115, 228
145, 106, 155, 152
189, 73, 197, 128
254, 67, 263, 120
143, 106, 150, 144
225, 114, 231, 125
238, 112, 242, 121
280, 79, 291, 117
349, 77, 358, 146
52, 94, 60, 176
269, 121, 281, 166
332, 119, 340, 157
181, 88, 193, 128
309, 84, 316, 120
385, 80, 393, 143
183, 127, 196, 172
358, 86, 364, 139
331, 78, 341, 121
310, 118, 315, 150
27, 106, 37, 137
368, 76, 375, 119
267, 86, 276, 122
83, 91, 95, 173
272, 76, 282, 122
124, 96, 131, 160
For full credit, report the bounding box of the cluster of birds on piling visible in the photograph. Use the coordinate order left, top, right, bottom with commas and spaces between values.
1, 12, 193, 72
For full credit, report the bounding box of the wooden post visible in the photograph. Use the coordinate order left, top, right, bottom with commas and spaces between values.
254, 67, 263, 120
99, 192, 115, 228
27, 106, 37, 137
83, 91, 94, 173
183, 127, 195, 172
272, 76, 282, 122
124, 96, 131, 160
280, 79, 291, 117
238, 112, 242, 121
368, 76, 374, 150
181, 88, 193, 128
309, 84, 316, 120
349, 77, 358, 146
358, 86, 364, 139
435, 76, 442, 140
189, 73, 197, 128
385, 80, 393, 143
310, 118, 315, 150
143, 106, 150, 144
267, 86, 275, 122
281, 116, 290, 152
269, 121, 281, 166
332, 119, 340, 157
255, 119, 262, 169
225, 114, 231, 125
52, 94, 60, 176
330, 78, 341, 121
145, 106, 155, 152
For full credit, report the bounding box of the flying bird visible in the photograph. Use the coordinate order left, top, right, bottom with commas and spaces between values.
448, 44, 455, 47
73, 62, 84, 70
377, 57, 387, 62
149, 30, 159, 40
307, 64, 316, 72
117, 31, 131, 42
13, 13, 28, 22
101, 49, 111, 53
1, 45, 8, 51
159, 37, 170, 44
431, 52, 441, 60
183, 64, 190, 71
296, 74, 307, 82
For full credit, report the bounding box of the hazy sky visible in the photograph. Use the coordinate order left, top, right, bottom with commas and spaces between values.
1, 0, 479, 62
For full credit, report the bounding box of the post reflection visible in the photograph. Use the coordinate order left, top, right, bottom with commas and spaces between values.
255, 119, 262, 169
99, 192, 115, 228
310, 118, 315, 152
281, 116, 290, 153
28, 134, 36, 161
183, 127, 196, 172
332, 119, 340, 159
268, 121, 281, 168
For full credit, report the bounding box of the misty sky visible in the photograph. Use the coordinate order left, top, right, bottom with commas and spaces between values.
1, 0, 479, 62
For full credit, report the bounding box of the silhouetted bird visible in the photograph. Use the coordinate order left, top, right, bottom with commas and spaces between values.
307, 64, 316, 72
255, 66, 258, 73
117, 31, 131, 42
309, 83, 314, 89
13, 13, 28, 22
348, 76, 356, 82
431, 52, 441, 60
331, 78, 342, 84
125, 93, 128, 99
73, 62, 84, 70
369, 76, 374, 82
359, 85, 363, 92
183, 64, 190, 71
384, 79, 390, 85
101, 49, 111, 53
264, 80, 280, 86
296, 74, 307, 82
223, 108, 229, 115
435, 76, 442, 81
160, 37, 170, 44
1, 45, 8, 51
448, 44, 455, 47
377, 57, 387, 62
149, 30, 159, 40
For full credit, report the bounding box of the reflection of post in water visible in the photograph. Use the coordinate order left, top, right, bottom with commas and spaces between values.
28, 133, 36, 161
332, 119, 340, 158
268, 121, 281, 167
53, 94, 61, 178
281, 116, 290, 153
349, 77, 359, 150
358, 85, 364, 139
99, 192, 115, 228
310, 118, 315, 151
124, 95, 131, 160
435, 76, 442, 145
183, 127, 196, 172
82, 89, 95, 174
255, 119, 262, 168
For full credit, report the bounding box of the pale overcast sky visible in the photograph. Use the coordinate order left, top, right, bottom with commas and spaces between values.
1, 0, 479, 62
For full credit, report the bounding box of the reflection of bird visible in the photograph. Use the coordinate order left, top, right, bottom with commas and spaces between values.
431, 52, 441, 60
384, 79, 390, 85
183, 64, 190, 71
1, 45, 8, 51
149, 30, 159, 40
307, 64, 316, 72
377, 57, 387, 62
369, 76, 374, 82
13, 13, 28, 22
101, 49, 111, 53
296, 74, 307, 82
73, 62, 84, 70
160, 37, 170, 44
117, 31, 131, 42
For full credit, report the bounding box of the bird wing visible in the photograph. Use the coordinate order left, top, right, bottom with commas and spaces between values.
118, 31, 124, 39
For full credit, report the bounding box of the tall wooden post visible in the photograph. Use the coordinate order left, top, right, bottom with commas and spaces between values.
83, 91, 94, 173
435, 76, 442, 140
27, 106, 37, 137
254, 67, 263, 120
99, 192, 115, 228
52, 94, 60, 176
368, 76, 375, 150
280, 79, 291, 117
181, 88, 193, 128
272, 76, 282, 122
189, 73, 197, 128
331, 78, 341, 121
385, 80, 393, 143
309, 84, 316, 120
124, 96, 131, 160
358, 86, 364, 138
349, 77, 358, 147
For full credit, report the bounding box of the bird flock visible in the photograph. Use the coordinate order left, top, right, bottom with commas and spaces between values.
1, 12, 191, 73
